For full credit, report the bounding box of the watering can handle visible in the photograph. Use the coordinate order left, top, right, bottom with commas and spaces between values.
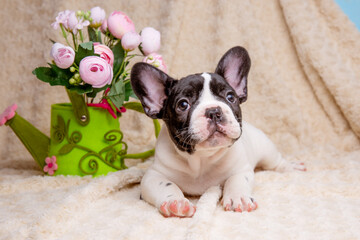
66, 89, 90, 126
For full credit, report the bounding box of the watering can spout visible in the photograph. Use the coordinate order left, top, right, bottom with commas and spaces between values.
1, 104, 50, 169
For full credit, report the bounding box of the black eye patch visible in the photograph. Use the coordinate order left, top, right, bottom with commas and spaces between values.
162, 75, 205, 154
209, 74, 242, 123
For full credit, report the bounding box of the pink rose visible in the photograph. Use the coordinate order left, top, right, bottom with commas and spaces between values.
107, 11, 135, 39
90, 6, 106, 28
100, 19, 108, 33
121, 32, 141, 51
143, 53, 167, 73
140, 27, 161, 56
79, 56, 113, 88
93, 42, 114, 67
50, 43, 75, 69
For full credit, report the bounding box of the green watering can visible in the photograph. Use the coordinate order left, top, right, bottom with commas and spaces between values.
1, 90, 160, 177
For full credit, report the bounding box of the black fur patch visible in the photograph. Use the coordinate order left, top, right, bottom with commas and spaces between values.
209, 73, 242, 125
162, 74, 205, 154
162, 73, 242, 154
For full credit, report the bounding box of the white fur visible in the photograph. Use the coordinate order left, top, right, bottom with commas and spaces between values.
190, 73, 241, 146
140, 75, 306, 217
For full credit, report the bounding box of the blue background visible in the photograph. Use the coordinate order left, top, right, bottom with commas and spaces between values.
335, 0, 360, 30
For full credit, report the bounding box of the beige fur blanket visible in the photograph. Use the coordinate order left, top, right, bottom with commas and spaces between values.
1, 0, 360, 239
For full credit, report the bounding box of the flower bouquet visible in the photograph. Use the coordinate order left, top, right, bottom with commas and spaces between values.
1, 7, 166, 177
34, 6, 167, 118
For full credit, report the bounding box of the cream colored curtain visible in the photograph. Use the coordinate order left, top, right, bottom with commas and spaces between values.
0, 0, 359, 167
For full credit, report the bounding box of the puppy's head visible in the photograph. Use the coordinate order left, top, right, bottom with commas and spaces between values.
131, 46, 251, 154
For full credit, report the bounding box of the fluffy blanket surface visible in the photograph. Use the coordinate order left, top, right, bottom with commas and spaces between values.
1, 0, 360, 239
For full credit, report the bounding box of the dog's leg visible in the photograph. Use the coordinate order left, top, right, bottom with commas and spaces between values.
257, 140, 307, 172
222, 166, 258, 212
250, 127, 306, 172
263, 153, 306, 172
141, 169, 196, 218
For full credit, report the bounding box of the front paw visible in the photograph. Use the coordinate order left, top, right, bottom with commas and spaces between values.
159, 198, 196, 218
222, 195, 258, 213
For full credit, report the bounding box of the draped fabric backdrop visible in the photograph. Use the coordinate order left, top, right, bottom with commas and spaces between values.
0, 0, 359, 239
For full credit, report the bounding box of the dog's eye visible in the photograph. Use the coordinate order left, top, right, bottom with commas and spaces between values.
177, 100, 190, 111
226, 93, 236, 103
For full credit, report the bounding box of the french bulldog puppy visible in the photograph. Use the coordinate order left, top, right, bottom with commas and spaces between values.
130, 46, 306, 218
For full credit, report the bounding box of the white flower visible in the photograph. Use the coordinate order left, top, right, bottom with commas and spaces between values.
51, 10, 71, 30
90, 6, 106, 28
68, 11, 90, 34
140, 27, 161, 56
121, 32, 141, 51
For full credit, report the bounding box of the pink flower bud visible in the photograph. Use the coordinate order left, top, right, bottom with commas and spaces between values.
121, 32, 141, 51
90, 6, 106, 28
107, 11, 135, 39
143, 53, 167, 73
140, 27, 161, 56
79, 56, 113, 88
50, 43, 75, 69
93, 42, 114, 67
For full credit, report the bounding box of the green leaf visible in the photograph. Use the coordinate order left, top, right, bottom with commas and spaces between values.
75, 41, 95, 66
124, 81, 137, 101
59, 144, 74, 155
67, 84, 93, 94
32, 64, 72, 87
32, 67, 56, 83
123, 102, 145, 114
111, 41, 125, 80
88, 27, 98, 43
80, 41, 94, 50
88, 27, 102, 44
86, 85, 109, 98
108, 80, 125, 109
50, 64, 73, 85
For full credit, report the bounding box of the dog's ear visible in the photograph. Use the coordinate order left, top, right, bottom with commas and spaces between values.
130, 63, 174, 119
215, 46, 251, 104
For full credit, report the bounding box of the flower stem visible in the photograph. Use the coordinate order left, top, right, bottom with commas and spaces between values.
95, 29, 102, 43
113, 51, 128, 83
79, 30, 84, 43
71, 32, 78, 51
127, 54, 143, 58
60, 24, 72, 47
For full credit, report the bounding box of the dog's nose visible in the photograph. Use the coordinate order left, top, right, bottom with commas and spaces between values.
205, 107, 223, 123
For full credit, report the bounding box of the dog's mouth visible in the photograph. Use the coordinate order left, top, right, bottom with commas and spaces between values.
207, 130, 227, 142
195, 123, 234, 149
208, 123, 227, 138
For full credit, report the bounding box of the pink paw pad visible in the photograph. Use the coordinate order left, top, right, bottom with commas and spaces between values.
294, 162, 307, 171
159, 199, 196, 218
223, 197, 258, 213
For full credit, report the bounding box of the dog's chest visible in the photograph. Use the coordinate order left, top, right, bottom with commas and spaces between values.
155, 134, 245, 195
154, 122, 264, 195
173, 154, 235, 195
